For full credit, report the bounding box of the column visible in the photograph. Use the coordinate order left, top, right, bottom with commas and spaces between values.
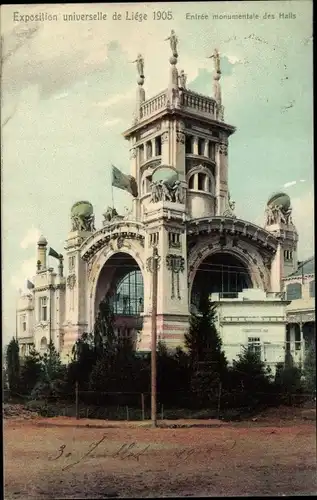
151, 138, 156, 157
194, 173, 198, 190
204, 139, 209, 157
193, 136, 199, 155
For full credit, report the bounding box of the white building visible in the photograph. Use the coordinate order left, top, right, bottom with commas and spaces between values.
212, 289, 290, 374
16, 34, 312, 370
284, 257, 315, 366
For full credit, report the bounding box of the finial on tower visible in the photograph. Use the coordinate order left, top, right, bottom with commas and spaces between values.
207, 48, 224, 119
165, 30, 179, 103
129, 54, 145, 122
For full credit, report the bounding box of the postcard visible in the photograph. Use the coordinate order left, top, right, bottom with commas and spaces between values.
2, 2, 314, 499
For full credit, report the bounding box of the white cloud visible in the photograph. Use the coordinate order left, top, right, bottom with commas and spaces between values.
20, 227, 41, 249
10, 257, 36, 292
102, 118, 123, 128
283, 181, 297, 188
94, 90, 135, 109
54, 92, 68, 100
226, 54, 243, 64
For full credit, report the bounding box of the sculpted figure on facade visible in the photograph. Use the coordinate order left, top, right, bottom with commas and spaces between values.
179, 70, 187, 89
103, 206, 123, 223
265, 203, 293, 226
150, 179, 184, 204
130, 53, 144, 77
165, 29, 178, 57
285, 207, 293, 225
71, 213, 95, 232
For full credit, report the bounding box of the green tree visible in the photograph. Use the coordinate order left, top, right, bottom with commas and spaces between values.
303, 342, 316, 394
229, 346, 273, 408
93, 295, 117, 358
19, 345, 43, 396
32, 340, 67, 399
6, 338, 20, 395
184, 298, 228, 407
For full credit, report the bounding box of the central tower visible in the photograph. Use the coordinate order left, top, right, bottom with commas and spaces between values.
122, 33, 236, 349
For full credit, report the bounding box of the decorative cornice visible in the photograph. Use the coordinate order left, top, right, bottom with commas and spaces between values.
81, 222, 146, 262
187, 216, 278, 253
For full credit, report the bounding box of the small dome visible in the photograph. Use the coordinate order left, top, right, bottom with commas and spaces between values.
71, 201, 93, 218
37, 235, 47, 246
267, 192, 291, 210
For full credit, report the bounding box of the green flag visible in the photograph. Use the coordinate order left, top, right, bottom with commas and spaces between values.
48, 247, 61, 260
111, 165, 138, 197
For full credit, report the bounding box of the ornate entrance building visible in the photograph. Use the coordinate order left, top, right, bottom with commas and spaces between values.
16, 32, 301, 360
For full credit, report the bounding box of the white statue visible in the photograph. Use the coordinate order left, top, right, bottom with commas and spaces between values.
207, 48, 221, 73
161, 180, 172, 201
165, 30, 178, 56
265, 206, 275, 225
285, 207, 293, 225
130, 54, 144, 77
179, 70, 187, 89
172, 180, 184, 203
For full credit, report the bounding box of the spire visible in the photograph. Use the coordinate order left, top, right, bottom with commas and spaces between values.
129, 54, 145, 121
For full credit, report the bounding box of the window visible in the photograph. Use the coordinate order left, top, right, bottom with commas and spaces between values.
149, 232, 159, 246
112, 270, 144, 316
295, 325, 301, 351
188, 175, 194, 189
208, 142, 215, 160
284, 250, 293, 261
155, 136, 162, 156
185, 135, 193, 154
40, 337, 48, 350
21, 314, 27, 333
309, 280, 315, 298
198, 138, 205, 156
198, 173, 205, 191
168, 232, 181, 248
39, 296, 48, 321
139, 144, 145, 162
248, 337, 261, 358
286, 282, 302, 300
146, 141, 152, 159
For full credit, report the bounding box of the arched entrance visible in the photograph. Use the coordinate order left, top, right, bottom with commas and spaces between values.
191, 252, 252, 310
94, 252, 144, 343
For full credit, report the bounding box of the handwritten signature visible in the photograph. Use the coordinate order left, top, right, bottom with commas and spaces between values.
50, 438, 237, 471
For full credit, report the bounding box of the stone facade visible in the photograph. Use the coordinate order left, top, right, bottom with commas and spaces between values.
16, 37, 311, 369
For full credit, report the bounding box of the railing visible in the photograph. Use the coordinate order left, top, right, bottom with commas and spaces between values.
180, 90, 216, 116
140, 91, 167, 119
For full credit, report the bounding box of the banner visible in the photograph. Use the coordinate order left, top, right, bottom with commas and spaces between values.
112, 165, 138, 198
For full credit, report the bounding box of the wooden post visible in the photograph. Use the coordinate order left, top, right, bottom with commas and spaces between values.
151, 246, 158, 428
217, 381, 222, 420
75, 381, 79, 420
141, 393, 145, 421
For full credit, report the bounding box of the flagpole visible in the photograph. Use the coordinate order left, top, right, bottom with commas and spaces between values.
111, 182, 114, 210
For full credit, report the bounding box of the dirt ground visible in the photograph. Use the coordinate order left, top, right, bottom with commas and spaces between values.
4, 406, 317, 498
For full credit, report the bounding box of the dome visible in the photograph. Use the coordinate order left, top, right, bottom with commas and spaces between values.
267, 192, 291, 210
152, 165, 178, 187
37, 235, 47, 246
71, 201, 93, 218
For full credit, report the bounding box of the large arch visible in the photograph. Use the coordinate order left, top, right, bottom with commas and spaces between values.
92, 252, 144, 344
191, 251, 253, 310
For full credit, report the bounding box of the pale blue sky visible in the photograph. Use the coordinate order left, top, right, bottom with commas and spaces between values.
1, 2, 313, 344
